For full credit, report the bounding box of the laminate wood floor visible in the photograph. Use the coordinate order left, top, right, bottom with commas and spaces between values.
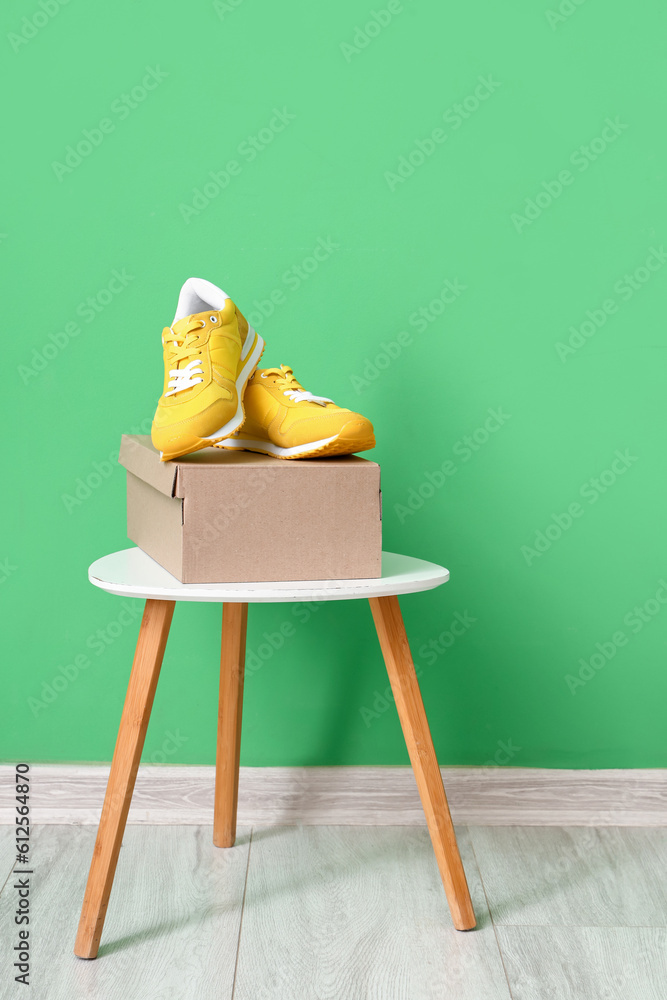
1, 825, 665, 999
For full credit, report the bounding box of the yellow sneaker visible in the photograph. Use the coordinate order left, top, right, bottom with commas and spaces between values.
217, 364, 375, 459
151, 278, 264, 461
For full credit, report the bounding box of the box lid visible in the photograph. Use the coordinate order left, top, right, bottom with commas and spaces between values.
119, 435, 180, 497
119, 435, 380, 499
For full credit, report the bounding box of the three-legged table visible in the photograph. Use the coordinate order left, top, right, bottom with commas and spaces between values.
74, 547, 475, 958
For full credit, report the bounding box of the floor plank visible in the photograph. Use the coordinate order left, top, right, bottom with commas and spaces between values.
233, 825, 512, 1000
470, 826, 667, 926
3, 823, 665, 999
0, 824, 249, 1000
496, 925, 667, 1000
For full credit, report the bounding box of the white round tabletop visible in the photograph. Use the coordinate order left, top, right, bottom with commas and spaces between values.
88, 547, 449, 603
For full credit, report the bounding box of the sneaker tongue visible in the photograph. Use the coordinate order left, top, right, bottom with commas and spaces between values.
173, 277, 229, 323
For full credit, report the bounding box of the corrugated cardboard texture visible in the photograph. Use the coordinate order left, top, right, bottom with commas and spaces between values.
126, 472, 184, 580
120, 435, 179, 497
121, 436, 382, 583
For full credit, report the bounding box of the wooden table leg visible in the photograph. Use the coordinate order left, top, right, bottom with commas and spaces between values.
369, 595, 476, 931
213, 603, 248, 848
74, 599, 175, 959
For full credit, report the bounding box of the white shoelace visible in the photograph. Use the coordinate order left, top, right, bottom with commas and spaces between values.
283, 388, 332, 406
165, 359, 204, 397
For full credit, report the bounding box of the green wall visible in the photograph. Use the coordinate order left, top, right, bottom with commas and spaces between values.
3, 0, 666, 769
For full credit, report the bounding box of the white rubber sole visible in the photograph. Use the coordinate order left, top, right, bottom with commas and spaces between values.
200, 329, 264, 442
219, 433, 339, 458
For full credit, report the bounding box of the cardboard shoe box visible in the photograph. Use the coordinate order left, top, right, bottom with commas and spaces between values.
119, 435, 382, 583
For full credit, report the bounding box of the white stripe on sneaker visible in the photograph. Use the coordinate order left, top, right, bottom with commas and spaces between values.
200, 333, 265, 441
240, 325, 256, 361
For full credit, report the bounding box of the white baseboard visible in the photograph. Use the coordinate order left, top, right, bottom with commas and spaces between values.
1, 765, 666, 826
